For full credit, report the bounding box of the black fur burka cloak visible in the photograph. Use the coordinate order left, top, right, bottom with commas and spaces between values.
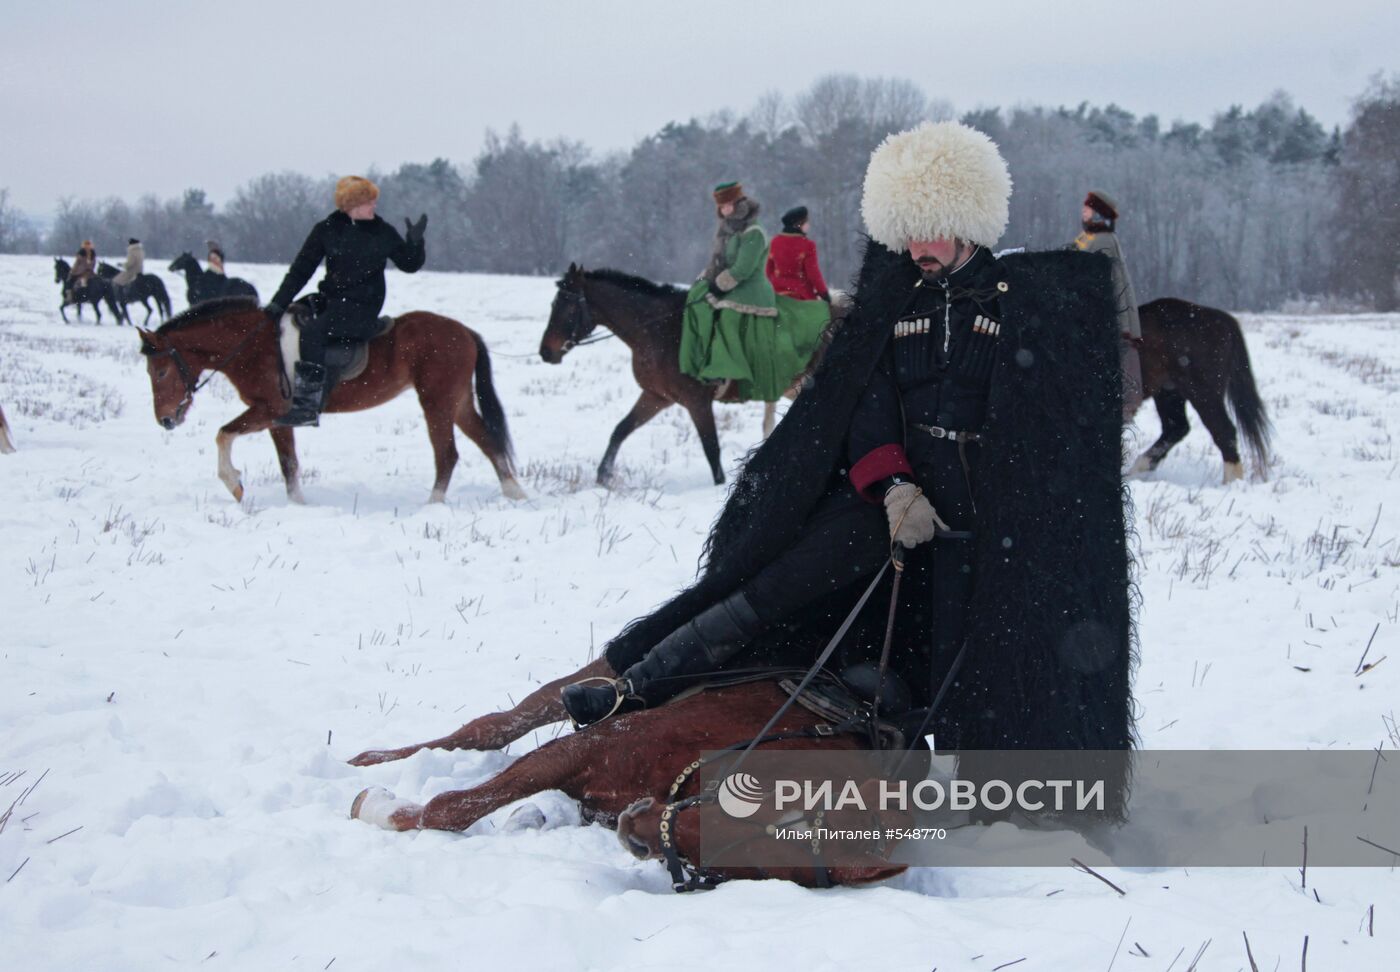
605, 241, 1136, 811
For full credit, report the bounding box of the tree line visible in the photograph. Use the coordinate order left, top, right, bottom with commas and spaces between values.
3, 73, 1397, 311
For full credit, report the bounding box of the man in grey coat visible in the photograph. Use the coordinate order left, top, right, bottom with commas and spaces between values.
1074, 191, 1142, 419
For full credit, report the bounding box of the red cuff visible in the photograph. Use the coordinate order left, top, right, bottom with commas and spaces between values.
849, 444, 914, 502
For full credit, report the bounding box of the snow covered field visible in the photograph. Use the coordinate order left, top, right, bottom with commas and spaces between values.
2, 253, 1396, 970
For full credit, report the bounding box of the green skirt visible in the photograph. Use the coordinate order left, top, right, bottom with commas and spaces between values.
679, 284, 829, 402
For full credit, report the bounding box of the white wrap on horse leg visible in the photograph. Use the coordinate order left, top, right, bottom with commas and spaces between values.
352, 786, 420, 830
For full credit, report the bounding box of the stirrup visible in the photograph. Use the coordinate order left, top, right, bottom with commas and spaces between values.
563, 676, 631, 729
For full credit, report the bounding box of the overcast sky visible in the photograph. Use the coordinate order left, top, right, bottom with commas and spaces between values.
3, 0, 1395, 217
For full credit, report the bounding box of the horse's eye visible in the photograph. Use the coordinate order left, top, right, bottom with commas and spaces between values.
157, 367, 169, 379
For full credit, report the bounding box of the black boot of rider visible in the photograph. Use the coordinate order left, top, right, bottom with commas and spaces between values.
560, 591, 763, 728
276, 361, 327, 427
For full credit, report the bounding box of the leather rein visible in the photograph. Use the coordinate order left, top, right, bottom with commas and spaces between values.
142, 315, 273, 411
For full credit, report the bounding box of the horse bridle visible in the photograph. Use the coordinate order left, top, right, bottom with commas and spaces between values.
143, 316, 271, 413
555, 286, 611, 354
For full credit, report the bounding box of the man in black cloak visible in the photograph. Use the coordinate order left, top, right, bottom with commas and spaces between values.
560, 121, 1135, 810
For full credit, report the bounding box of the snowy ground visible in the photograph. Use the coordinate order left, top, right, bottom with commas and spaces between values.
2, 254, 1396, 970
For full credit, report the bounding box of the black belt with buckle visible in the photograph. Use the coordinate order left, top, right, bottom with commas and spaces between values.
913, 423, 980, 443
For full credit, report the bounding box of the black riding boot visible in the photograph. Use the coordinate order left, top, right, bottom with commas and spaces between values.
276, 361, 327, 427
561, 591, 763, 728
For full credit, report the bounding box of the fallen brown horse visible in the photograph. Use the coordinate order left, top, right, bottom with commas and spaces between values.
138, 297, 525, 504
349, 679, 905, 889
1132, 297, 1272, 483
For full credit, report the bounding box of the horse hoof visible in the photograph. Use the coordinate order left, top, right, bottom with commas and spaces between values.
231, 483, 245, 502
501, 479, 527, 501
1126, 454, 1154, 477
1222, 461, 1244, 484
350, 786, 422, 831
501, 802, 547, 833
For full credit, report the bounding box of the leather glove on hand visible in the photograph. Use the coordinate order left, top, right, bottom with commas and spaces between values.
405, 213, 428, 246
883, 482, 947, 548
707, 279, 726, 299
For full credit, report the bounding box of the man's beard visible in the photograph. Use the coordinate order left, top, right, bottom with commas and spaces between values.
916, 245, 965, 280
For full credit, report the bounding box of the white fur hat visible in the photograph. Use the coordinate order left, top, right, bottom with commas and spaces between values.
861, 121, 1012, 251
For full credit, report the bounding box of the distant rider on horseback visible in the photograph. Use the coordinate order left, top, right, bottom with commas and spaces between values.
112, 237, 144, 300
265, 176, 428, 427
69, 239, 98, 298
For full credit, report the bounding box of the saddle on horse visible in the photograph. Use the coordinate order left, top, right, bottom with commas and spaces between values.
275, 297, 396, 427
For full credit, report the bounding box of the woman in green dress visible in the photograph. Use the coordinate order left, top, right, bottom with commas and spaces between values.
679, 182, 785, 400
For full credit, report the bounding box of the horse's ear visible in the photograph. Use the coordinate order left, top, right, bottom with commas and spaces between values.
567, 261, 577, 274
136, 327, 157, 348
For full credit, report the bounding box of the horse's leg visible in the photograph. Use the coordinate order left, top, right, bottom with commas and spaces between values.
597, 390, 668, 487
682, 395, 725, 485
354, 728, 602, 832
59, 300, 69, 324
1188, 392, 1245, 483
347, 656, 614, 766
1128, 389, 1190, 475
141, 297, 153, 326
453, 396, 525, 501
762, 401, 777, 439
0, 405, 16, 454
268, 426, 305, 504
417, 389, 460, 504
215, 406, 275, 501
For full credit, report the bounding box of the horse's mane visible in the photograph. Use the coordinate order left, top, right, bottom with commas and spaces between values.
582, 268, 683, 299
156, 296, 260, 334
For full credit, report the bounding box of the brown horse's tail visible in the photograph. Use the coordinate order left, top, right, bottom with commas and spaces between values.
472, 338, 515, 470
1225, 314, 1272, 468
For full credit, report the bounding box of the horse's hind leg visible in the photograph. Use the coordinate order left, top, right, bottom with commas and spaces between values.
268, 426, 305, 503
597, 390, 668, 487
1129, 389, 1190, 476
1189, 392, 1244, 483
417, 391, 460, 504
347, 656, 614, 766
682, 395, 725, 485
454, 396, 525, 501
762, 401, 777, 439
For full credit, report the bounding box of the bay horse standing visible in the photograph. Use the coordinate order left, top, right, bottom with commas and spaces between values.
137, 297, 524, 504
53, 257, 124, 324
348, 678, 904, 890
97, 261, 172, 325
1131, 298, 1272, 483
169, 252, 260, 305
540, 265, 786, 488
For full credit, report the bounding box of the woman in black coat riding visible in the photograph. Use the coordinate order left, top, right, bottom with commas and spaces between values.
266, 176, 428, 427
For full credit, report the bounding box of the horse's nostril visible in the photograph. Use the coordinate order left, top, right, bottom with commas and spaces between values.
161, 417, 174, 429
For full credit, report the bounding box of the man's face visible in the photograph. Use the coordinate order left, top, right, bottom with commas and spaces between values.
1081, 205, 1097, 224
909, 238, 963, 276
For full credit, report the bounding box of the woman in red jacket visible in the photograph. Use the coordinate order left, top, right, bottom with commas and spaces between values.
766, 206, 829, 302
